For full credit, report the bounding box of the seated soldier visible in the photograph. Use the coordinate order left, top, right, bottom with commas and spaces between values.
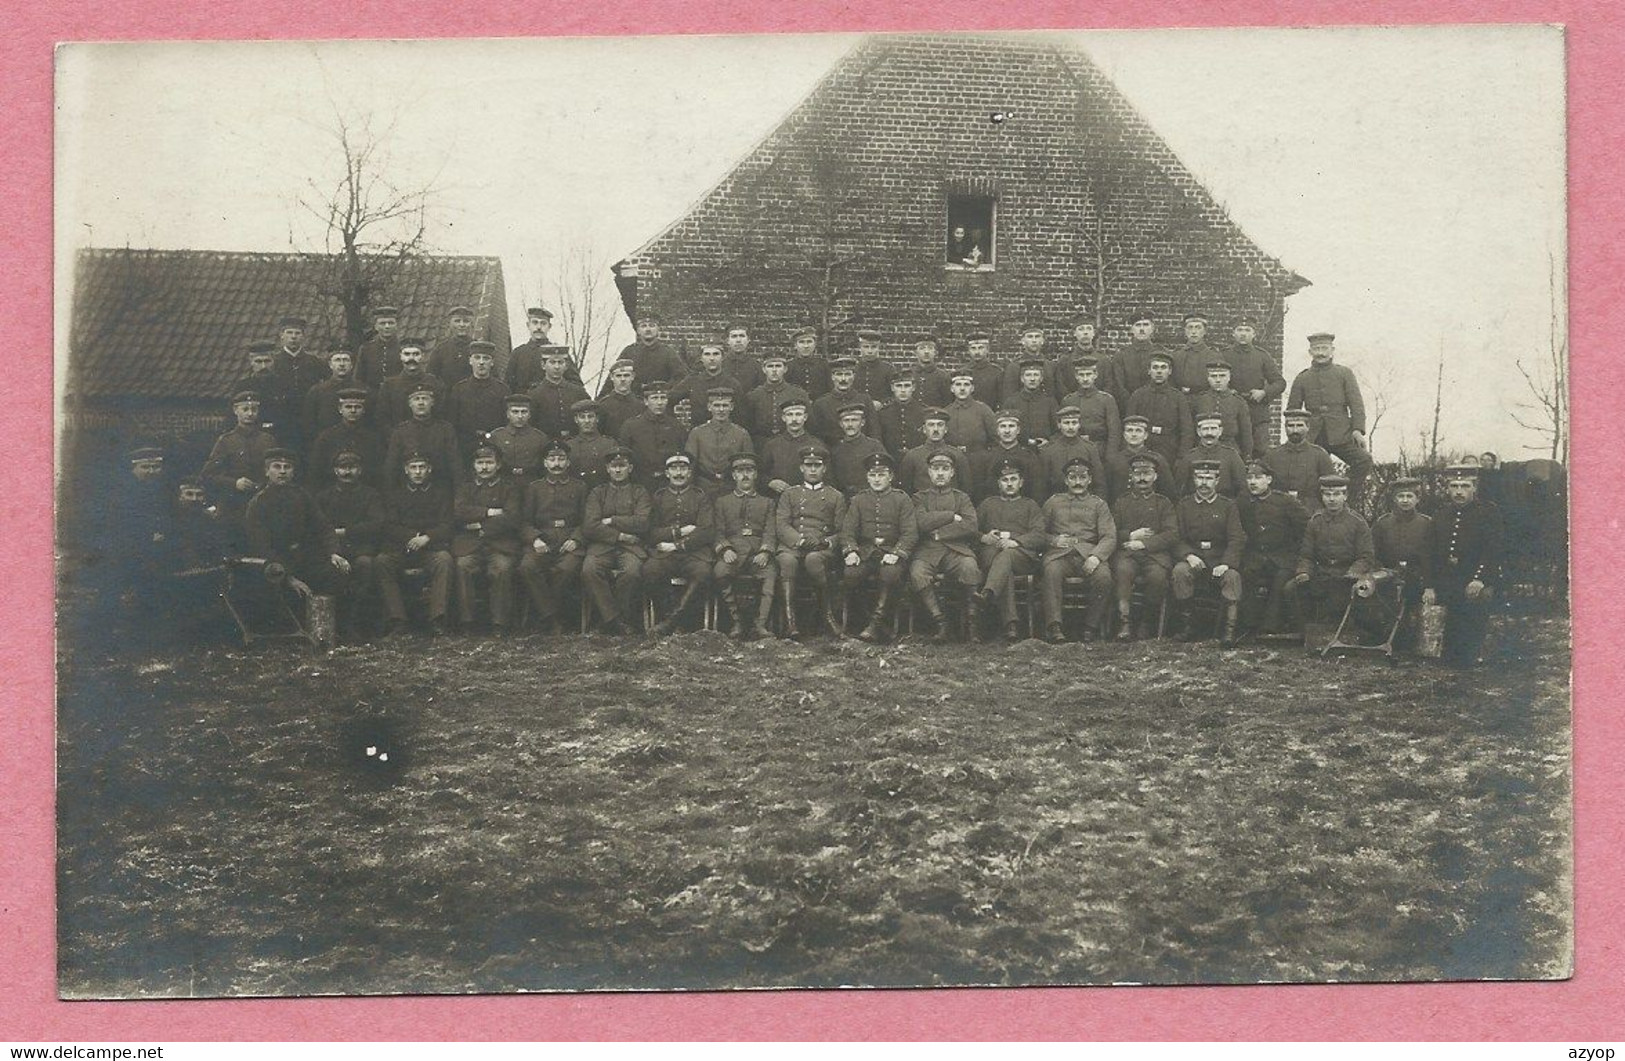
773, 447, 847, 638
566, 398, 619, 494
169, 474, 229, 574
579, 447, 652, 635
518, 440, 586, 635
1237, 459, 1309, 638
1039, 458, 1116, 643
642, 452, 717, 637
897, 408, 972, 495
1170, 459, 1246, 645
840, 451, 918, 643
309, 387, 383, 490
829, 400, 888, 496
315, 450, 386, 640
384, 383, 461, 491
712, 452, 778, 641
452, 444, 522, 634
487, 393, 550, 486
618, 379, 688, 491
1110, 453, 1178, 640
243, 447, 351, 607
685, 386, 753, 497
1423, 464, 1503, 667
1287, 474, 1378, 633
1372, 475, 1434, 605
375, 452, 456, 636
910, 452, 981, 642
203, 389, 279, 542
973, 459, 1046, 642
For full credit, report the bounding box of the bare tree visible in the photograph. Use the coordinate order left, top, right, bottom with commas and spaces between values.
522, 239, 626, 393
292, 106, 445, 351
1360, 359, 1402, 456
1509, 251, 1568, 462
1428, 344, 1445, 468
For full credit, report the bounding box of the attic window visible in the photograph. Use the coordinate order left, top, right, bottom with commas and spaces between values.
945, 195, 995, 271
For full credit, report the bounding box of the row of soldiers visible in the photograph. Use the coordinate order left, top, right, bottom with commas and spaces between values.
131, 414, 1501, 665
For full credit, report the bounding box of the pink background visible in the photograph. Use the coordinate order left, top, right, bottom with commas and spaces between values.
4, 0, 1617, 1041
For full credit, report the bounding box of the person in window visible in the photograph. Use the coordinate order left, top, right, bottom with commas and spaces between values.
948, 224, 985, 267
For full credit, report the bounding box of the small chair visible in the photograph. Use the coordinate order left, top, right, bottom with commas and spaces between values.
1323, 575, 1408, 659
643, 577, 717, 633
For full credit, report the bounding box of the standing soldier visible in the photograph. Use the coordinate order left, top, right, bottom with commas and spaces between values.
309, 387, 384, 490
579, 447, 652, 635
1038, 406, 1108, 500
759, 398, 827, 500
487, 394, 550, 485
377, 339, 445, 432
840, 451, 918, 643
446, 341, 509, 453
670, 337, 741, 411
1264, 406, 1338, 511
1000, 322, 1056, 402
526, 349, 591, 441
829, 401, 889, 496
973, 460, 1046, 641
315, 449, 386, 640
356, 305, 403, 386
1126, 351, 1193, 468
1173, 312, 1219, 394
384, 383, 461, 490
961, 331, 1005, 411
203, 390, 279, 538
517, 440, 586, 634
619, 379, 688, 491
1424, 465, 1503, 667
712, 452, 778, 640
1190, 361, 1255, 459
376, 452, 456, 636
565, 398, 619, 493
1170, 460, 1246, 645
785, 327, 831, 401
642, 452, 717, 636
1038, 458, 1116, 643
685, 386, 753, 497
1175, 413, 1249, 498
301, 349, 363, 445
1372, 475, 1434, 605
1110, 453, 1179, 640
595, 359, 645, 439
810, 357, 862, 447
243, 448, 350, 602
427, 305, 476, 386
1226, 316, 1286, 456
273, 315, 330, 410
1287, 474, 1378, 630
943, 371, 998, 453
774, 447, 847, 638
851, 329, 896, 411
230, 340, 294, 440
509, 307, 582, 392
875, 374, 929, 459
909, 452, 981, 642
452, 444, 522, 634
1060, 313, 1123, 413
907, 335, 954, 407
898, 408, 973, 495
1004, 358, 1058, 448
1113, 311, 1164, 399
970, 410, 1045, 503
613, 311, 688, 396
1287, 332, 1375, 502
1104, 416, 1175, 503
722, 322, 765, 395
1059, 357, 1121, 453
1237, 459, 1309, 639
740, 353, 809, 446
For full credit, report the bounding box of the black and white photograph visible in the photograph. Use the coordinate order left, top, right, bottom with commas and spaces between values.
54, 26, 1571, 998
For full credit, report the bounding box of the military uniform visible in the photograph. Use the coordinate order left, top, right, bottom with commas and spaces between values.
1287, 352, 1374, 497
1039, 487, 1116, 637
447, 374, 510, 452
1373, 508, 1434, 603
487, 422, 551, 485
375, 476, 455, 629
712, 469, 779, 638
580, 477, 653, 630
839, 469, 918, 640
943, 395, 998, 452
596, 388, 645, 440
1171, 492, 1245, 606
1126, 381, 1193, 466
452, 472, 522, 630
970, 442, 1044, 504
227, 370, 294, 439
1175, 442, 1248, 498
669, 370, 742, 411
851, 356, 897, 408
1292, 501, 1377, 622
910, 480, 981, 637
898, 439, 973, 496
1110, 487, 1179, 627
244, 476, 344, 595
1428, 492, 1502, 666
686, 417, 754, 494
1000, 356, 1063, 404
876, 397, 930, 458
203, 421, 279, 532
1112, 338, 1163, 399
774, 474, 847, 635
316, 475, 386, 632
1173, 340, 1220, 394
975, 491, 1046, 632
1190, 389, 1255, 459
619, 410, 690, 489
1238, 486, 1309, 634
301, 372, 363, 443
427, 333, 473, 386
526, 377, 592, 440
741, 381, 810, 443
1038, 434, 1106, 500
1225, 341, 1286, 455
609, 339, 687, 396
809, 386, 864, 447
517, 469, 587, 630
1104, 445, 1174, 503
308, 421, 385, 490
356, 334, 403, 386
508, 342, 581, 393
723, 351, 765, 396
908, 364, 954, 408
1058, 388, 1120, 452
1005, 389, 1059, 449
1263, 439, 1338, 512
830, 432, 889, 496
384, 417, 461, 490
378, 371, 447, 432
785, 352, 832, 401
961, 359, 1005, 412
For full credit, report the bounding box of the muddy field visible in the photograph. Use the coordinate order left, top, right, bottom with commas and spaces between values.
56, 612, 1571, 998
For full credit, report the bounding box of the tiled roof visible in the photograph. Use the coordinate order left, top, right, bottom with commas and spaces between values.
67, 248, 510, 401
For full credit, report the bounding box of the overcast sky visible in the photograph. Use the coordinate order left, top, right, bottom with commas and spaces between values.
55, 26, 1566, 460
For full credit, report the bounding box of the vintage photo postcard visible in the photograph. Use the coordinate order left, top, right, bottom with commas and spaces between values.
53, 26, 1570, 998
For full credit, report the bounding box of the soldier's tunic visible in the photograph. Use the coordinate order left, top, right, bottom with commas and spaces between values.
1054, 345, 1104, 402
275, 349, 331, 408
713, 490, 778, 593
975, 494, 1046, 624
517, 475, 587, 624
446, 375, 510, 451
1005, 389, 1059, 448
384, 417, 461, 490
809, 387, 864, 448
228, 371, 295, 439
1190, 390, 1256, 459
1174, 442, 1249, 498
970, 443, 1045, 504
203, 423, 279, 528
244, 480, 340, 587
1373, 510, 1434, 601
1262, 440, 1338, 511
1428, 499, 1503, 665
1171, 494, 1245, 602
1126, 382, 1193, 466
911, 486, 980, 592
316, 480, 386, 604
1110, 489, 1179, 606
375, 478, 455, 625
1287, 361, 1374, 493
1238, 488, 1309, 631
507, 341, 581, 393
596, 389, 645, 440
740, 382, 810, 443
943, 396, 998, 452
1038, 491, 1117, 630
567, 431, 620, 494
1112, 339, 1163, 399
1173, 341, 1220, 394
1059, 388, 1121, 452
609, 339, 687, 396
774, 481, 846, 583
486, 424, 551, 485
757, 432, 828, 498
785, 354, 832, 401
961, 359, 1005, 411
301, 374, 363, 444
525, 378, 592, 441
643, 483, 717, 591
830, 433, 890, 496
377, 371, 447, 433
1038, 436, 1107, 501
580, 480, 653, 626
897, 440, 972, 496
907, 365, 954, 408
309, 422, 385, 490
839, 486, 918, 591
1225, 342, 1286, 455
686, 420, 754, 494
1000, 355, 1062, 403
1294, 506, 1377, 620
618, 411, 689, 489
1104, 446, 1175, 504
427, 334, 473, 386
875, 398, 930, 459
723, 352, 765, 395
669, 369, 742, 411
451, 476, 521, 628
356, 335, 403, 386
851, 357, 897, 408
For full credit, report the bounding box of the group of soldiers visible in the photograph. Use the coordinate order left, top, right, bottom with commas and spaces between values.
109, 305, 1502, 667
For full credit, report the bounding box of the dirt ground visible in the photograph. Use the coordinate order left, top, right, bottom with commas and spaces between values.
56, 609, 1572, 998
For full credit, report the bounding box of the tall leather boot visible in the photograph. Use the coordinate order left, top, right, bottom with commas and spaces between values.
779, 577, 799, 639
748, 583, 773, 641
920, 585, 950, 643
858, 586, 891, 642
717, 584, 743, 640
959, 586, 977, 642
818, 580, 844, 637
1220, 602, 1240, 648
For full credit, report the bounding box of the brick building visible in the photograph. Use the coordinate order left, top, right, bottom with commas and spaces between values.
614, 32, 1308, 385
